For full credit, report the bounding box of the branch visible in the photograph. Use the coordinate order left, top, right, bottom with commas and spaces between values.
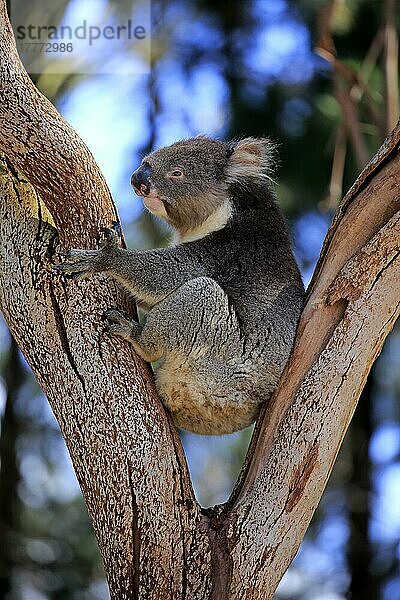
218, 121, 400, 598
0, 1, 116, 246
324, 122, 347, 209
315, 0, 384, 167
334, 84, 369, 169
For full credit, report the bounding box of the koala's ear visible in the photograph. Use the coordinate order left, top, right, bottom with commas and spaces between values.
226, 137, 277, 185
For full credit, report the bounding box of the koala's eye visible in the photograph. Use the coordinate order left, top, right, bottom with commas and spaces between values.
168, 169, 184, 178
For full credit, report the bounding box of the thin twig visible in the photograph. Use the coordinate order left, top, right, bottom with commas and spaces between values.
325, 123, 347, 210
384, 0, 399, 132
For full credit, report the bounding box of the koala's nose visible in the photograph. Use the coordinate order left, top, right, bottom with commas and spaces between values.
131, 164, 152, 196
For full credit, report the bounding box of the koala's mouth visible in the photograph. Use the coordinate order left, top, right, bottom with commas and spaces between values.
141, 191, 168, 216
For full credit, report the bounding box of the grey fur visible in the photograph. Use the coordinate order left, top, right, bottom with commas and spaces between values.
53, 136, 304, 435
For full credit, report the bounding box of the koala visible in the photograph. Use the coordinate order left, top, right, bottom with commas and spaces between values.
53, 136, 304, 435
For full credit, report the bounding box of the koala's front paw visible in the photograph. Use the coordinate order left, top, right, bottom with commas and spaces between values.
52, 249, 101, 280
102, 308, 141, 341
52, 223, 122, 279
100, 221, 122, 252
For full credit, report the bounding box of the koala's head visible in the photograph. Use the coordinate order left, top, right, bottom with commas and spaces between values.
131, 136, 275, 236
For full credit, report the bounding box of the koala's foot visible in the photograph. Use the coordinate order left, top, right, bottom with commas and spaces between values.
52, 249, 101, 280
52, 222, 122, 279
102, 308, 160, 362
102, 308, 142, 341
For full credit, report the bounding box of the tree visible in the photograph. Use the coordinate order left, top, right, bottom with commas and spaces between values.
0, 2, 399, 598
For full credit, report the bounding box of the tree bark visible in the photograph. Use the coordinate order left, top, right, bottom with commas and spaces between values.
0, 3, 399, 598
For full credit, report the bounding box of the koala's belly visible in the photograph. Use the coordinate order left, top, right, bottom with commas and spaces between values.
155, 354, 263, 435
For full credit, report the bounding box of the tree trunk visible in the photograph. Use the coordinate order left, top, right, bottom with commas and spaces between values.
0, 3, 399, 598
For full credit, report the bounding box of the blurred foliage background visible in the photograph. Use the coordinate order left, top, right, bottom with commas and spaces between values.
0, 0, 399, 598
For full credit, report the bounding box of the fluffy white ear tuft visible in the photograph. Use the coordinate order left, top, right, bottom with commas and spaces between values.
226, 137, 277, 186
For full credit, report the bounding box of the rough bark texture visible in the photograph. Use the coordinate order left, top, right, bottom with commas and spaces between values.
0, 2, 399, 598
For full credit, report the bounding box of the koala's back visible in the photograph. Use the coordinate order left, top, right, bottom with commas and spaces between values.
188, 181, 304, 353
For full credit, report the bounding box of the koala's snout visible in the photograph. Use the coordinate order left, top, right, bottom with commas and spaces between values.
131, 164, 152, 196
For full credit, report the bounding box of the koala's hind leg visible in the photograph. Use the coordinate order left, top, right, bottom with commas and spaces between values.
144, 277, 256, 434
145, 276, 242, 359
104, 276, 240, 365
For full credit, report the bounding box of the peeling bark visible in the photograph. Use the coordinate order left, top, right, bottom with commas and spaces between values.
0, 2, 399, 598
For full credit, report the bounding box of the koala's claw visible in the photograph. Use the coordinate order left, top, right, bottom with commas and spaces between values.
101, 307, 119, 321
64, 271, 87, 280
100, 222, 122, 250
102, 308, 136, 340
100, 221, 121, 235
111, 221, 122, 236
51, 249, 99, 279
51, 263, 90, 279
102, 308, 128, 324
